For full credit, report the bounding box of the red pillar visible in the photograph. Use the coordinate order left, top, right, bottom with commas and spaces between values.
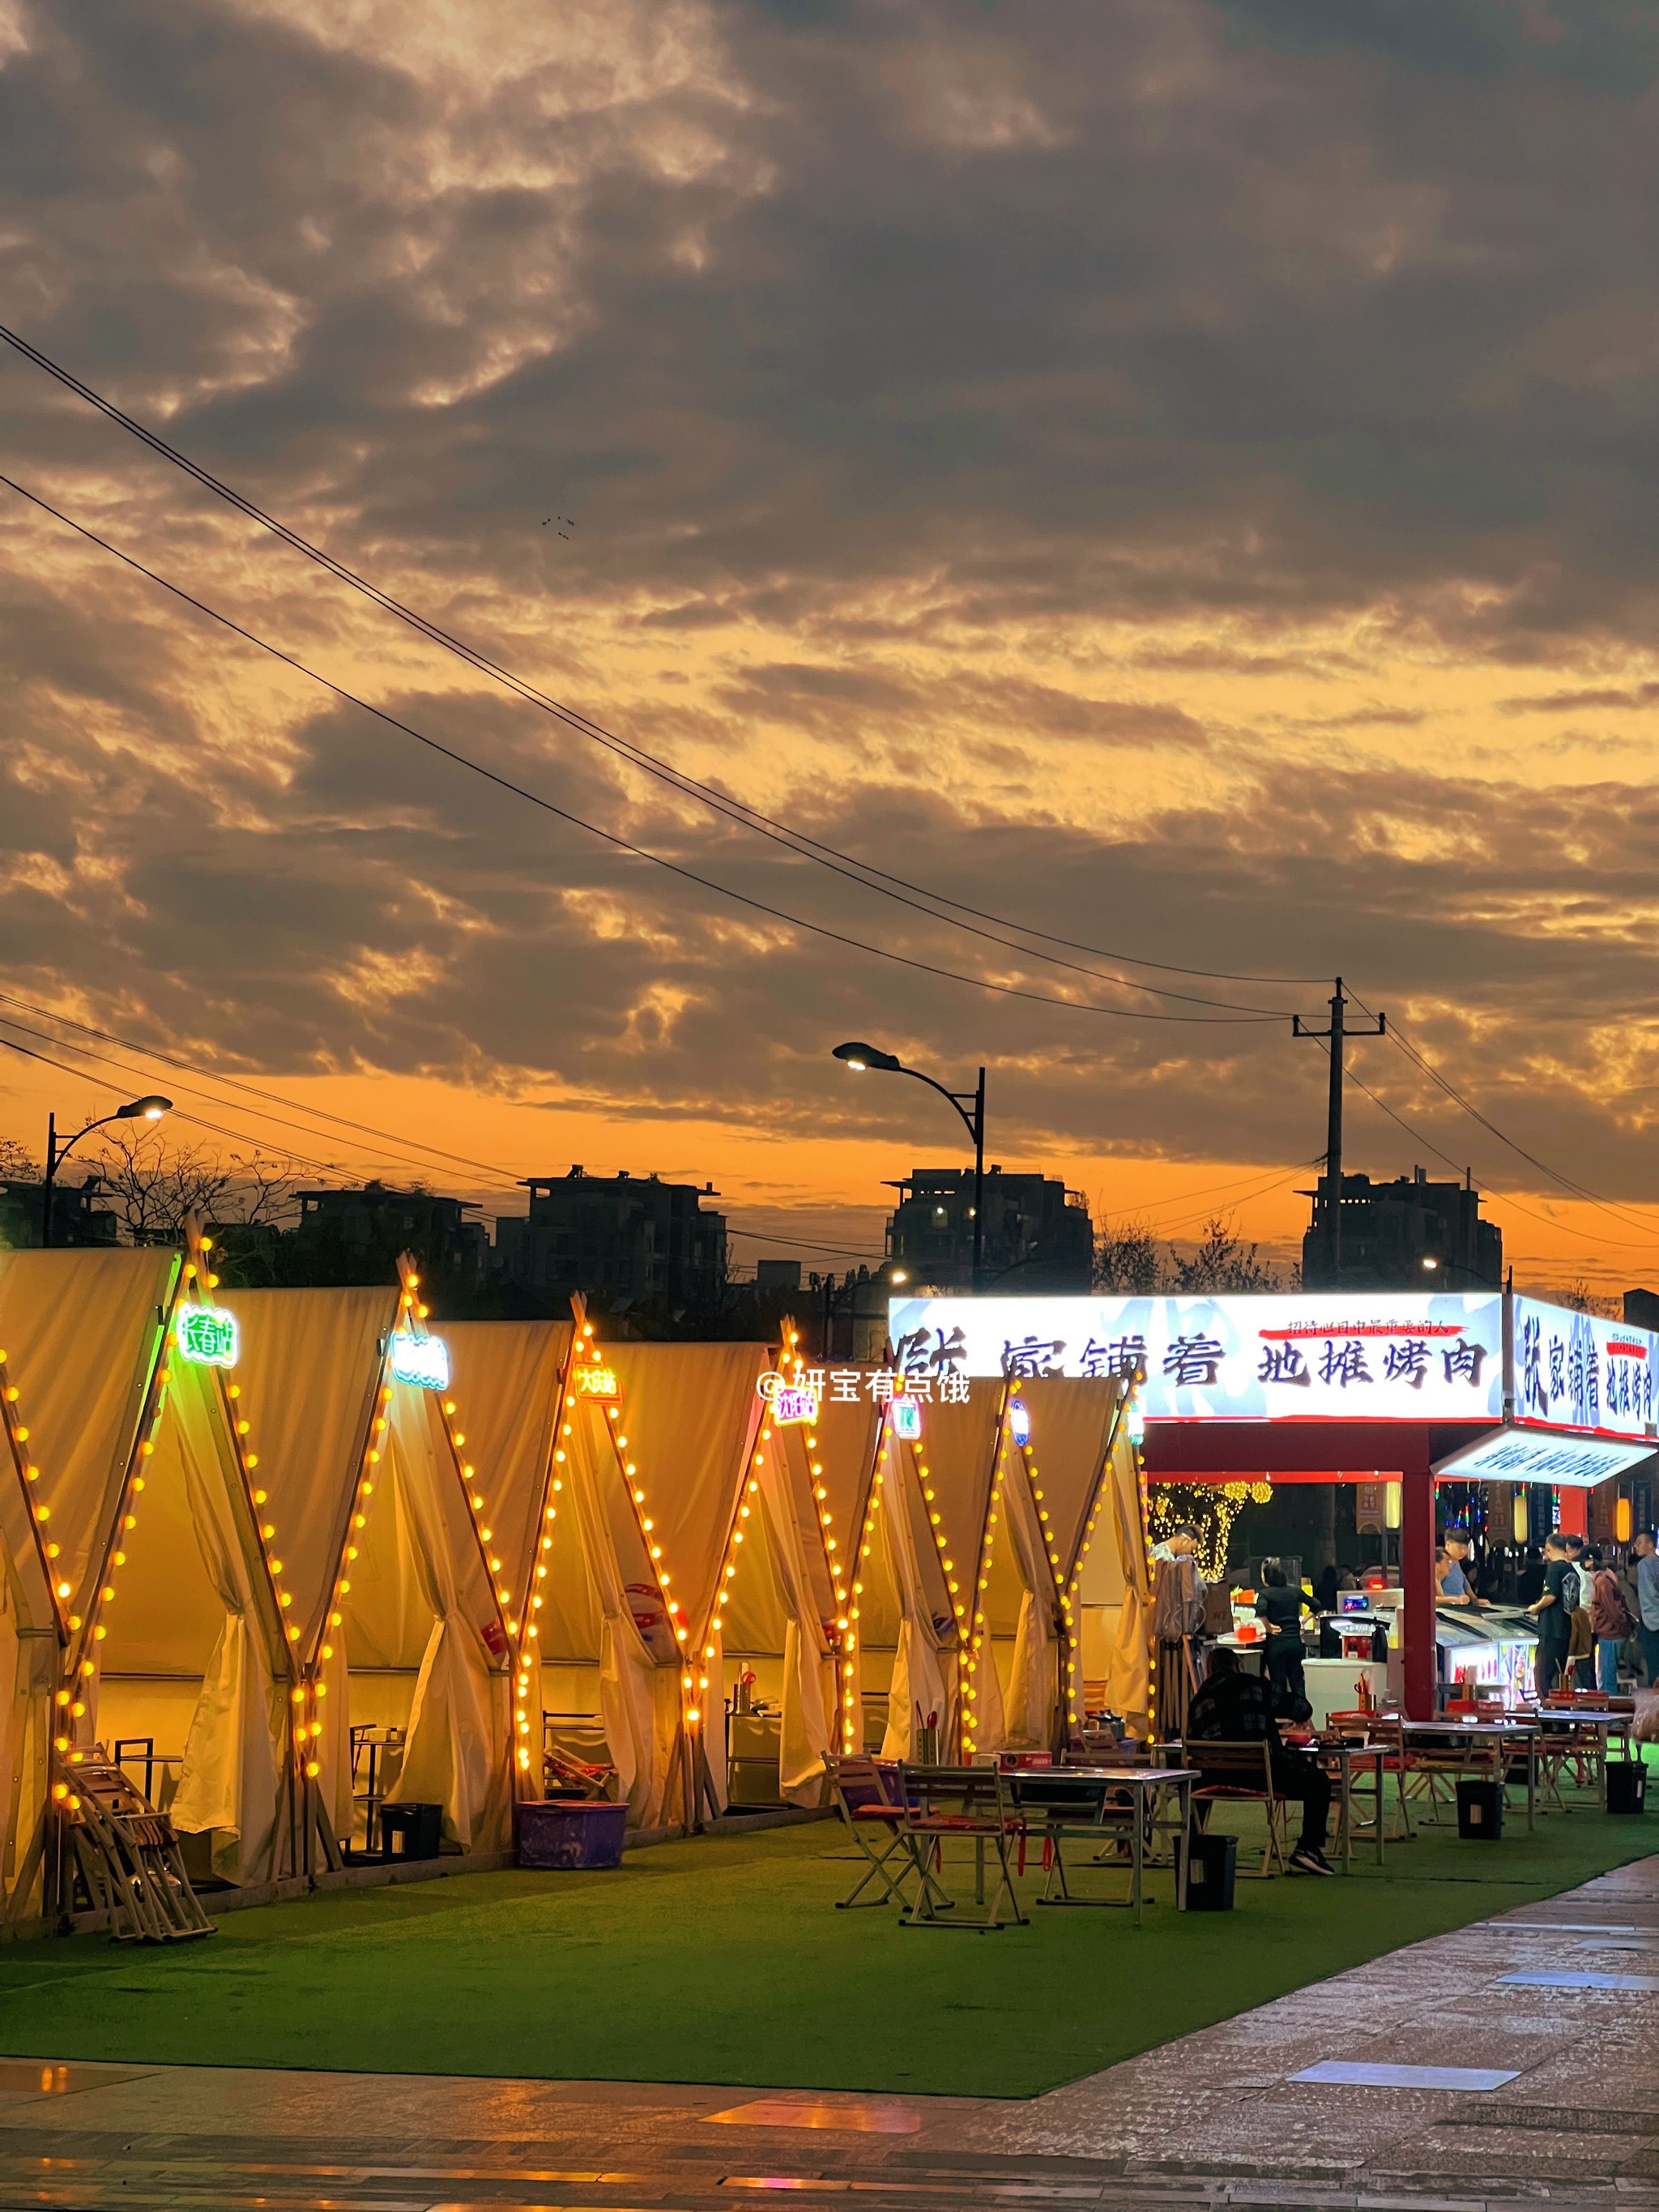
1400, 1451, 1437, 1721
1556, 1486, 1588, 1539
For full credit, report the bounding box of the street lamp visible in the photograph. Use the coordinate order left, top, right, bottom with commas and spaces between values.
832, 1041, 987, 1292
42, 1095, 172, 1248
1420, 1255, 1490, 1289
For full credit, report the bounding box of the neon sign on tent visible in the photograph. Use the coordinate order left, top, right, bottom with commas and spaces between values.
176, 1305, 238, 1369
387, 1330, 450, 1390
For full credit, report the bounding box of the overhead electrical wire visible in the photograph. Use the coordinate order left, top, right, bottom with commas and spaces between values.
0, 472, 1282, 1031
0, 987, 527, 1188
1346, 988, 1659, 1244
0, 322, 1323, 1005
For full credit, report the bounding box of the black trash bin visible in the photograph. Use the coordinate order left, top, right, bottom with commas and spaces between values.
1606, 1761, 1648, 1816
1183, 1830, 1237, 1911
1456, 1778, 1504, 1839
381, 1801, 442, 1860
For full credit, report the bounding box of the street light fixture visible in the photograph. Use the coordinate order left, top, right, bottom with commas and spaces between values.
832, 1040, 987, 1292
41, 1095, 172, 1248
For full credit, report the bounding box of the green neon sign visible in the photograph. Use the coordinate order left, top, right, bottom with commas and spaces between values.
176, 1305, 239, 1369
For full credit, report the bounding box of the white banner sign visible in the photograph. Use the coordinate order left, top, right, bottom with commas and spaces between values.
1435, 1424, 1655, 1489
888, 1293, 1506, 1424
1512, 1297, 1657, 1441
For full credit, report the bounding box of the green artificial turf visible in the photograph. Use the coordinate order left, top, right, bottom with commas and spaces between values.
1, 1798, 1654, 2098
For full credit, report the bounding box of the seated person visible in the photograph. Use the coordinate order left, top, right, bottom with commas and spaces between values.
1185, 1646, 1333, 1877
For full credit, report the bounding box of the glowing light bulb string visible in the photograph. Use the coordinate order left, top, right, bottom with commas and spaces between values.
0, 1343, 66, 1648
685, 1363, 773, 1827
500, 1315, 578, 1800
958, 1379, 1016, 1760
777, 1325, 861, 1756
62, 1251, 186, 1754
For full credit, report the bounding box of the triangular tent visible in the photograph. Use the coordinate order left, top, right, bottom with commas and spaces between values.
984, 1375, 1125, 1753
433, 1317, 573, 1800
224, 1283, 396, 1860
0, 1273, 68, 1924
96, 1245, 291, 1887
562, 1334, 773, 1830
768, 1342, 883, 1761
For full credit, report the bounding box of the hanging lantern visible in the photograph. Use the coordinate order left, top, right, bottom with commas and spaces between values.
1615, 1493, 1634, 1544
1512, 1486, 1529, 1546
1384, 1480, 1401, 1531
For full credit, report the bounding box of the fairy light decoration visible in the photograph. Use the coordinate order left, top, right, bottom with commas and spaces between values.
776, 1327, 859, 1751
53, 1255, 188, 1788
0, 1342, 65, 1647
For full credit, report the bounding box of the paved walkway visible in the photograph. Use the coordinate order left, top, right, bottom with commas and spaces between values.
1, 1854, 1655, 2212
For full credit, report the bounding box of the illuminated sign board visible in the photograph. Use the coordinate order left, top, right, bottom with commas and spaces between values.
1435, 1425, 1655, 1489
888, 1294, 1507, 1424
892, 1395, 923, 1441
773, 1385, 817, 1425
1008, 1396, 1031, 1447
571, 1363, 620, 1403
175, 1305, 238, 1369
1513, 1298, 1656, 1441
387, 1330, 450, 1390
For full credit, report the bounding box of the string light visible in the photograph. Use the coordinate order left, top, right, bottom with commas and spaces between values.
777, 1328, 859, 1752
0, 1343, 64, 1643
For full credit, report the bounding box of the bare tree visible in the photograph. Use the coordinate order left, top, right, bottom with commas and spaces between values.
1094, 1213, 1164, 1294
1562, 1279, 1618, 1318
87, 1127, 297, 1245
1168, 1215, 1284, 1295
0, 1135, 43, 1182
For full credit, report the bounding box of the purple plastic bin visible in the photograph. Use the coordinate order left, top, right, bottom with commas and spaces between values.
518, 1799, 628, 1870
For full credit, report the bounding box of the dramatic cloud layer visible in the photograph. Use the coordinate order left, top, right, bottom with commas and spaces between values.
3, 0, 1659, 1280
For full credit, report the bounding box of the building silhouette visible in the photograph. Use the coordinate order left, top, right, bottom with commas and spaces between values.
885, 1168, 1093, 1293
1301, 1166, 1502, 1291
0, 1176, 119, 1249
288, 1181, 488, 1286
494, 1166, 727, 1312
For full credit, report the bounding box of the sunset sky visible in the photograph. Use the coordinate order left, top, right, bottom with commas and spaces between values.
5, 0, 1659, 1292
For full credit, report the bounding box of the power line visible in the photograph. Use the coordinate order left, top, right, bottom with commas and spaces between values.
0, 470, 1282, 1031
0, 322, 1323, 1006
0, 989, 524, 1188
1347, 989, 1659, 1242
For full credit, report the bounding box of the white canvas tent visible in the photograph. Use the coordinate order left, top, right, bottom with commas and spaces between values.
436, 1318, 572, 1800
0, 1246, 292, 1900
768, 1345, 882, 1761
0, 1264, 69, 1923
227, 1282, 513, 1860
561, 1335, 808, 1829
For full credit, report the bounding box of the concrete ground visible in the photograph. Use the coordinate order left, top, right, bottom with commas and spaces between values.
0, 1853, 1654, 2212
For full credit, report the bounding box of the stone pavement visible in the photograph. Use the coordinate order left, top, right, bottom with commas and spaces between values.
0, 1854, 1654, 2212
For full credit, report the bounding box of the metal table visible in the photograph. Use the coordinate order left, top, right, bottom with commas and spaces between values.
1310, 1741, 1387, 1868
1399, 1719, 1539, 1830
1533, 1709, 1636, 1807
1013, 1766, 1197, 1920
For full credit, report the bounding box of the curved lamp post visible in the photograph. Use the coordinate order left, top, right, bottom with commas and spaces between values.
42, 1095, 172, 1247
832, 1041, 987, 1292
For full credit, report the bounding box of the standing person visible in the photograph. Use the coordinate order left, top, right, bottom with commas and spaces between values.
1254, 1560, 1311, 1705
1562, 1533, 1594, 1688
1587, 1548, 1635, 1698
1517, 1547, 1546, 1605
1635, 1531, 1659, 1686
1185, 1647, 1333, 1877
1525, 1533, 1575, 1698
1439, 1531, 1482, 1606
1151, 1527, 1206, 1742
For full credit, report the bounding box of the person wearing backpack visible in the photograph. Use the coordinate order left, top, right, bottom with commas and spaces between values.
1587, 1548, 1635, 1697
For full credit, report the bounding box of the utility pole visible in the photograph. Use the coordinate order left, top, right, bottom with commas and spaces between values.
1292, 979, 1384, 1286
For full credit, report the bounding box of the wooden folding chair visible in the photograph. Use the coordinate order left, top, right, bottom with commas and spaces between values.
1184, 1740, 1293, 1877
895, 1765, 1027, 1930
823, 1753, 911, 1909
64, 1761, 215, 1943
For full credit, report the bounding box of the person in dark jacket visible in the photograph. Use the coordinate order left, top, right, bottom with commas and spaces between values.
1186, 1647, 1333, 1876
1253, 1560, 1311, 1705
